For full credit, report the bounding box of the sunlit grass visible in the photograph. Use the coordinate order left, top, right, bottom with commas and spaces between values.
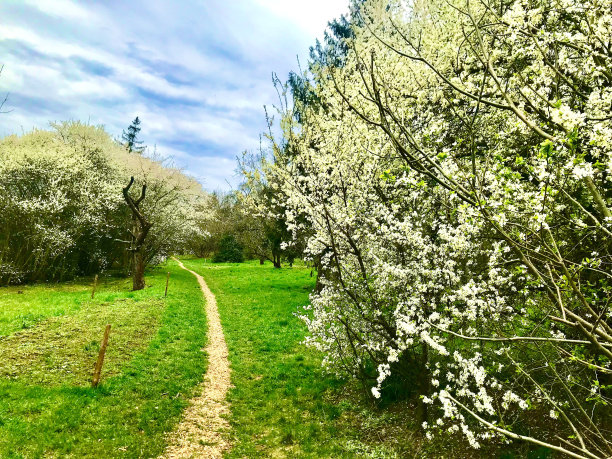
183, 259, 402, 457
0, 260, 208, 458
184, 259, 541, 458
0, 258, 543, 457
0, 278, 97, 337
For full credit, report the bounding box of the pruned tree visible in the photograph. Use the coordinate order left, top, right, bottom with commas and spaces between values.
0, 122, 207, 286
122, 176, 152, 290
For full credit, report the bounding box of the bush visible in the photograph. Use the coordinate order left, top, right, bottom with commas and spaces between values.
0, 122, 207, 284
262, 0, 612, 455
213, 234, 244, 263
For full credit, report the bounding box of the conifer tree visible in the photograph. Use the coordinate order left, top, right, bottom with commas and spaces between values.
121, 116, 145, 153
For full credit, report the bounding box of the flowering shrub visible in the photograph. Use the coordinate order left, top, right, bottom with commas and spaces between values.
0, 122, 207, 284
267, 0, 612, 456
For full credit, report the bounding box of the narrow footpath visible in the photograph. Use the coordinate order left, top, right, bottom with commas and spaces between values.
163, 258, 232, 458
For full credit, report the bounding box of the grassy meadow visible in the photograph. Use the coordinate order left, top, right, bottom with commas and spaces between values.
0, 258, 543, 458
0, 260, 207, 458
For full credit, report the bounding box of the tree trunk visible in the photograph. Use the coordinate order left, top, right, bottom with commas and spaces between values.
259, 257, 265, 265
132, 250, 146, 291
122, 177, 152, 292
271, 248, 282, 268
419, 343, 430, 426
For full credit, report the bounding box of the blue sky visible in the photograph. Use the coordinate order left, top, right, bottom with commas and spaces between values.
0, 0, 349, 190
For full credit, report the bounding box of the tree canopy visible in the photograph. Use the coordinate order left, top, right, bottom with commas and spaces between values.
0, 122, 207, 284
256, 0, 612, 456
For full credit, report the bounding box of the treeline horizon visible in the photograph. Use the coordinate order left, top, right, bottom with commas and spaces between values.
0, 121, 208, 285
0, 119, 305, 286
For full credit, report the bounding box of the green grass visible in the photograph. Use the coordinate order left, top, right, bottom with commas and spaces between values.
0, 258, 542, 458
0, 260, 208, 458
185, 259, 538, 459
0, 279, 98, 337
183, 259, 405, 458
0, 280, 165, 386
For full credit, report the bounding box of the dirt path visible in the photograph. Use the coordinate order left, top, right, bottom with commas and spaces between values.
163, 258, 232, 458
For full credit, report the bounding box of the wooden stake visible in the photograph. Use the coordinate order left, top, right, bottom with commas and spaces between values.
92, 324, 111, 387
165, 271, 170, 297
91, 274, 98, 299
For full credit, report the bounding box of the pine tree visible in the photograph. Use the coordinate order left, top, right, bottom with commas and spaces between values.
121, 117, 145, 153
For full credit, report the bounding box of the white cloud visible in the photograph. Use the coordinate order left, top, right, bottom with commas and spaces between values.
255, 0, 349, 38
156, 145, 242, 192
22, 0, 95, 22
0, 0, 347, 191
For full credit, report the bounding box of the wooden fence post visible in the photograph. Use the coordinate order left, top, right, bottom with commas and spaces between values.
92, 324, 111, 387
91, 274, 98, 299
165, 271, 170, 297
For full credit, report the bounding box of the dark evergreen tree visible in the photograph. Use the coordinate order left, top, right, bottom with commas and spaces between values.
121, 116, 145, 154
213, 234, 244, 263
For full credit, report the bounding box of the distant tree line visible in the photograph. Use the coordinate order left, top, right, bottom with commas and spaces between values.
188, 188, 304, 267
0, 121, 207, 285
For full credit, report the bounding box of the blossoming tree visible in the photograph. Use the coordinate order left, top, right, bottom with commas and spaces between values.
0, 122, 207, 285
266, 0, 612, 456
